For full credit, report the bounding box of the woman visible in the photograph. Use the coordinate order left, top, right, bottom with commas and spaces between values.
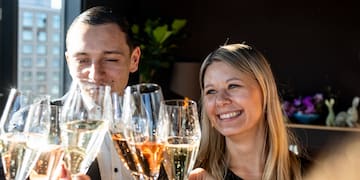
189, 43, 306, 180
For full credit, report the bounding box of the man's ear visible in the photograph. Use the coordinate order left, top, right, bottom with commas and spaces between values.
129, 47, 141, 73
64, 51, 74, 77
65, 51, 70, 64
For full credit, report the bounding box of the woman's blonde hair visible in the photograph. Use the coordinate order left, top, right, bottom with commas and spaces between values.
196, 43, 302, 180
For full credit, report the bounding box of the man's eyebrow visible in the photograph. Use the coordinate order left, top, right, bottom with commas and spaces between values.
71, 50, 125, 57
104, 50, 125, 55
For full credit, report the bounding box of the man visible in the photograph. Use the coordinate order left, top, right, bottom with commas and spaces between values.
60, 6, 140, 179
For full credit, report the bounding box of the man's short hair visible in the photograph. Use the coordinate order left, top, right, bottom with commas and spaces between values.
66, 6, 135, 50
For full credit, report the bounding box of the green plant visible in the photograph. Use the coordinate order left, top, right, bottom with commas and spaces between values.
131, 18, 187, 82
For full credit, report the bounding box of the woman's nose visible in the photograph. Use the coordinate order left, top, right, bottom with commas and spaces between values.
216, 90, 231, 107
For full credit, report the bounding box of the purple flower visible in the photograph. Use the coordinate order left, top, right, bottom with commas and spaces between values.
282, 93, 324, 117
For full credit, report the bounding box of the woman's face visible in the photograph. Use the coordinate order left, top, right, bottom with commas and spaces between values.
203, 61, 264, 137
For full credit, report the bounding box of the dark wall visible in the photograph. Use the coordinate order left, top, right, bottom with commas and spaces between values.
83, 0, 360, 112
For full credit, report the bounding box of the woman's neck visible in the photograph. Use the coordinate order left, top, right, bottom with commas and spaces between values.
226, 122, 266, 180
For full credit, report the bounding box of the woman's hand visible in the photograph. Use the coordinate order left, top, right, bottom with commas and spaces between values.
189, 168, 215, 180
58, 164, 91, 180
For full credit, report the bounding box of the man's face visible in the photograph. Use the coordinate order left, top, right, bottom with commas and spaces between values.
65, 23, 140, 94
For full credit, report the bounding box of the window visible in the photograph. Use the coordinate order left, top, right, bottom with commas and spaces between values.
37, 31, 47, 42
36, 72, 46, 81
22, 11, 33, 27
17, 0, 69, 99
36, 57, 47, 67
52, 33, 60, 42
52, 15, 60, 29
52, 46, 59, 55
37, 45, 46, 55
22, 44, 33, 54
21, 57, 32, 68
52, 71, 60, 81
21, 71, 32, 81
52, 58, 60, 67
36, 13, 47, 28
22, 30, 33, 41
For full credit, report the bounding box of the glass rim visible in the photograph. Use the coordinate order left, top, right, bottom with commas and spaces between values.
128, 83, 162, 94
161, 99, 197, 106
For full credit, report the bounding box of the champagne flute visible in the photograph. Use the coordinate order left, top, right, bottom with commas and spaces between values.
122, 83, 165, 180
110, 93, 145, 179
29, 105, 64, 180
60, 80, 112, 177
0, 88, 52, 180
160, 99, 201, 180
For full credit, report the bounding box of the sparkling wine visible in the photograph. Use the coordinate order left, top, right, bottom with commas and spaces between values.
131, 141, 165, 178
111, 133, 138, 172
61, 119, 107, 175
163, 137, 199, 180
0, 133, 44, 180
30, 144, 64, 179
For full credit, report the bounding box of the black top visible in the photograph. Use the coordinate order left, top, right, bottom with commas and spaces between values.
224, 155, 312, 179
225, 169, 244, 180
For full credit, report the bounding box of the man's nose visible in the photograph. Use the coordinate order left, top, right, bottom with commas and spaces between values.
88, 62, 105, 82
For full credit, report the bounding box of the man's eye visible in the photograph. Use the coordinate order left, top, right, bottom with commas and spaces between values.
78, 59, 90, 64
105, 59, 119, 62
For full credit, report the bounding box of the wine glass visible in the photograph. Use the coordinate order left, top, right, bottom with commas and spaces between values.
0, 88, 52, 180
122, 83, 165, 180
29, 105, 64, 180
110, 92, 145, 180
160, 99, 201, 180
60, 80, 112, 177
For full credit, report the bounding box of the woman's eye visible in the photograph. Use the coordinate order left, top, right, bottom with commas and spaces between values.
205, 89, 216, 95
228, 84, 240, 89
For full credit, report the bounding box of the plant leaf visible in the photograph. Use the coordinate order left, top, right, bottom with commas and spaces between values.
153, 25, 170, 43
172, 19, 187, 34
131, 24, 139, 34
